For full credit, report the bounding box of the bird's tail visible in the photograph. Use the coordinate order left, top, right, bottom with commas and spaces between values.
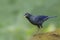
48, 16, 57, 18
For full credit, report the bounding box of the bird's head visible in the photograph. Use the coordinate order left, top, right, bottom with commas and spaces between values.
24, 13, 32, 18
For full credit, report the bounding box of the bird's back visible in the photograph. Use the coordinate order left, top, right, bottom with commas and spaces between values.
34, 16, 49, 24
29, 15, 48, 25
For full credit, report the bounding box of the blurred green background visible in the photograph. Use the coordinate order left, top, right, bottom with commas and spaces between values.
0, 0, 60, 40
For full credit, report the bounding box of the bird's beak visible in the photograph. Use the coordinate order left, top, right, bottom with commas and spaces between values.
24, 16, 26, 17
24, 15, 25, 17
24, 14, 28, 18
24, 15, 26, 18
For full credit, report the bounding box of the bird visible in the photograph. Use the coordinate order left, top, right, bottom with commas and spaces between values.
24, 13, 57, 29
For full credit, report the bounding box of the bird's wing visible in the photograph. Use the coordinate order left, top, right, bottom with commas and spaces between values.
38, 16, 48, 21
35, 16, 49, 23
29, 15, 49, 25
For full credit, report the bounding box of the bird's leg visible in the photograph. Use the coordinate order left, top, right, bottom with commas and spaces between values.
37, 25, 40, 28
35, 25, 40, 34
37, 25, 43, 32
33, 25, 40, 35
40, 24, 43, 28
37, 24, 43, 34
34, 25, 43, 35
39, 24, 43, 33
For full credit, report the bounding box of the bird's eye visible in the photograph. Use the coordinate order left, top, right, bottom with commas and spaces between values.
24, 13, 31, 18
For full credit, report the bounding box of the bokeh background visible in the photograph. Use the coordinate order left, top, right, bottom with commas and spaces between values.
0, 0, 60, 40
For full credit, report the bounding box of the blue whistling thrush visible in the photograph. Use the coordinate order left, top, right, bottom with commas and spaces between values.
24, 13, 57, 29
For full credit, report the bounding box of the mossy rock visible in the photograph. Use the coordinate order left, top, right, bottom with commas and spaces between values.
30, 28, 60, 40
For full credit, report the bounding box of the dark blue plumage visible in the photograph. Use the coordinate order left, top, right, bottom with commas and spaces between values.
24, 13, 56, 28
